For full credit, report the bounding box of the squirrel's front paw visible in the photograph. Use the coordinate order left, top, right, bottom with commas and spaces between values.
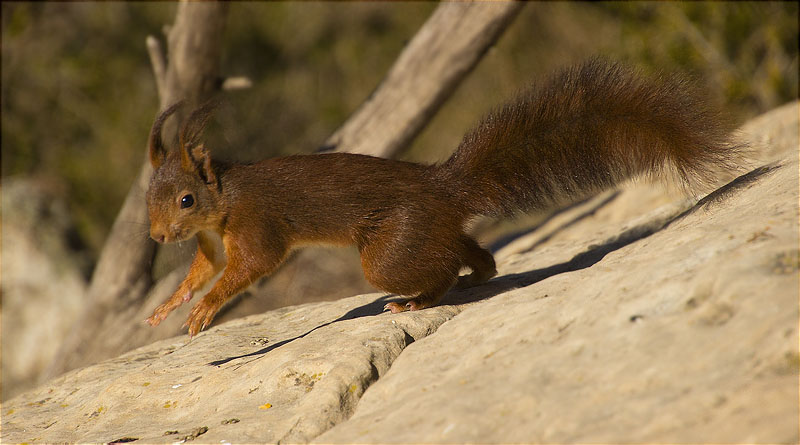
183, 296, 223, 337
145, 289, 193, 327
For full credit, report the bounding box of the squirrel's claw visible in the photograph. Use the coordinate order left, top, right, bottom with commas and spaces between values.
184, 296, 223, 337
145, 306, 170, 327
146, 289, 193, 327
384, 298, 427, 313
384, 302, 406, 313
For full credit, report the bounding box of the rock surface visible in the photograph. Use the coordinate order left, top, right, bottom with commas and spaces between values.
1, 179, 89, 400
2, 102, 798, 443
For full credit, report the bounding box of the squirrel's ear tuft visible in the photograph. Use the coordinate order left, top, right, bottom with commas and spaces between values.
149, 101, 184, 170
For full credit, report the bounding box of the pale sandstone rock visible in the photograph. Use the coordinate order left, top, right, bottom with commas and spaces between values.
2, 295, 461, 444
1, 179, 88, 401
2, 102, 797, 443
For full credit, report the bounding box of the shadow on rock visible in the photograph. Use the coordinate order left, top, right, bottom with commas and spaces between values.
208, 295, 395, 367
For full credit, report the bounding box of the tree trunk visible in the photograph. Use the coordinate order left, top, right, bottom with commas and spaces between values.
45, 1, 229, 379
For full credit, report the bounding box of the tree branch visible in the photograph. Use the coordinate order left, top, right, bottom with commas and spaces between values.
146, 35, 167, 100
324, 1, 524, 158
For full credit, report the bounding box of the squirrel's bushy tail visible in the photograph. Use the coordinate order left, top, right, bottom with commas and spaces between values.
438, 59, 744, 217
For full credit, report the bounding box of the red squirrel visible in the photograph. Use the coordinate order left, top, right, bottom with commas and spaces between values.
144, 60, 740, 337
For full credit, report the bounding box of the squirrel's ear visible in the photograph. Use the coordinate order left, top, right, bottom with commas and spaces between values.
182, 144, 216, 185
195, 145, 217, 185
179, 143, 195, 173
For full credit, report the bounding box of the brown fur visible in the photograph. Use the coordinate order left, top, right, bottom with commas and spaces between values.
144, 60, 742, 336
440, 59, 743, 216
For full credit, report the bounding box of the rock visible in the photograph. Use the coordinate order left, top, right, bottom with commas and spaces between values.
1, 295, 461, 443
2, 102, 797, 443
316, 102, 799, 444
1, 178, 89, 401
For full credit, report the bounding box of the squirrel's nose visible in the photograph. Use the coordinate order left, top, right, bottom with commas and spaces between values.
150, 230, 166, 244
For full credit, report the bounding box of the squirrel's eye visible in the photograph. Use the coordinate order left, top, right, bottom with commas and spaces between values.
180, 194, 194, 209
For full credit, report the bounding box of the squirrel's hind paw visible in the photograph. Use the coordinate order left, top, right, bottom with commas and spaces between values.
383, 296, 438, 313
384, 301, 408, 313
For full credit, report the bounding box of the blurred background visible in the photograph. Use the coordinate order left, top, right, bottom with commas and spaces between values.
2, 2, 798, 400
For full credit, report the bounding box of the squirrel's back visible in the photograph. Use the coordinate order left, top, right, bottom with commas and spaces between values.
438, 59, 743, 217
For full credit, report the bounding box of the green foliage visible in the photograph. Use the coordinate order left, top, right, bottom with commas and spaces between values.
2, 2, 175, 250
2, 2, 797, 261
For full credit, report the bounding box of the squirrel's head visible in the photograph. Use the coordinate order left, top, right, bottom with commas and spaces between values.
146, 101, 223, 244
